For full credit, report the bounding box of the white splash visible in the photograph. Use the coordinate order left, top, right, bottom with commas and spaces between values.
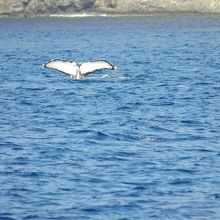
50, 13, 107, 18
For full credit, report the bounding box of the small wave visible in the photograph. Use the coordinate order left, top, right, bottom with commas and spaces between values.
150, 101, 175, 106
80, 208, 100, 214
213, 193, 220, 199
169, 178, 193, 185
100, 74, 130, 80
112, 132, 164, 142
68, 129, 94, 134
96, 131, 110, 140
0, 214, 16, 220
88, 74, 130, 81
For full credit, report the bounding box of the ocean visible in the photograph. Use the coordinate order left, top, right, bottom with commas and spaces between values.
0, 14, 220, 219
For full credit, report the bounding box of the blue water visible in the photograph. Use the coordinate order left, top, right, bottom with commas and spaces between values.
0, 14, 220, 219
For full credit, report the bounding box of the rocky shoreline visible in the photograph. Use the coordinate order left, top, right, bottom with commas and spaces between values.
1, 0, 220, 17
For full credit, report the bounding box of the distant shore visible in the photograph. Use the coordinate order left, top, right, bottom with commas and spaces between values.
1, 0, 220, 18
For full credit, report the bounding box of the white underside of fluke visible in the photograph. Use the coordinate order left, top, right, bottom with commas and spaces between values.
43, 59, 116, 79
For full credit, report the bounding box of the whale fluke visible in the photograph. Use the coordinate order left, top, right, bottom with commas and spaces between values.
43, 59, 116, 79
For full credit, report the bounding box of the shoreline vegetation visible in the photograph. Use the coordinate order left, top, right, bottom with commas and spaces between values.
1, 0, 220, 18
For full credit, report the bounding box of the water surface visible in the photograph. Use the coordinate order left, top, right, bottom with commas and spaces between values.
0, 14, 220, 219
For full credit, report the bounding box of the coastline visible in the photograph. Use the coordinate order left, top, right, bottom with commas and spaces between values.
1, 11, 220, 19
1, 0, 220, 18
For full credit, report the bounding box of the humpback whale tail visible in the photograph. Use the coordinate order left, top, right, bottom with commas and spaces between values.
43, 59, 116, 80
